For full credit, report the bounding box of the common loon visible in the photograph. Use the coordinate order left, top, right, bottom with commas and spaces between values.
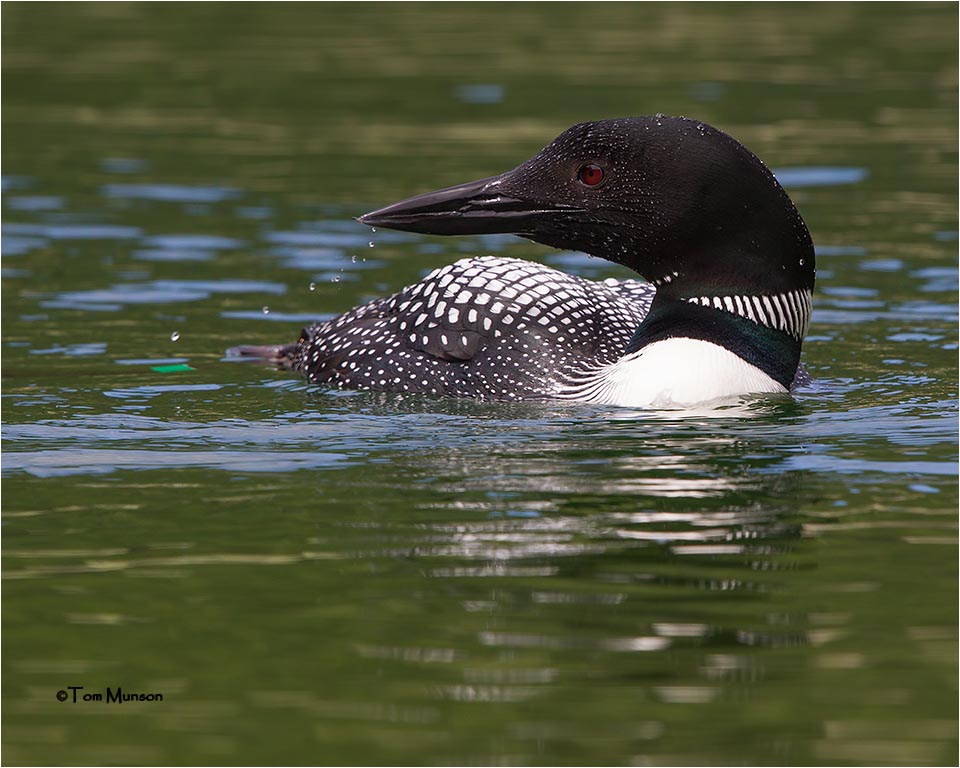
233, 116, 815, 407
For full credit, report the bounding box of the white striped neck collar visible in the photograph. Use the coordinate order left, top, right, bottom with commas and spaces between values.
684, 289, 812, 341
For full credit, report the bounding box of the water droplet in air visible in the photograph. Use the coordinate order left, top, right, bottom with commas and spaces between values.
799, 259, 805, 266
351, 254, 358, 263
332, 275, 341, 283
262, 306, 270, 314
309, 282, 317, 292
368, 241, 375, 248
170, 331, 181, 342
370, 227, 377, 233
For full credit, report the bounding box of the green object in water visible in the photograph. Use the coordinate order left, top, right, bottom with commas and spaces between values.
151, 363, 195, 373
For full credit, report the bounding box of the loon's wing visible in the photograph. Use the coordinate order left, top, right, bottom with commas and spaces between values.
289, 256, 653, 399
390, 257, 653, 363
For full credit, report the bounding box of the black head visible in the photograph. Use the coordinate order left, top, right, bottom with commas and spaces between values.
359, 116, 814, 298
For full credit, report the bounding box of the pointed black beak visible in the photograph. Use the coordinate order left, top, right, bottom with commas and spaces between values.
357, 174, 566, 236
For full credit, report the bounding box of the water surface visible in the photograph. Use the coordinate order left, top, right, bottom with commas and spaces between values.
3, 4, 957, 765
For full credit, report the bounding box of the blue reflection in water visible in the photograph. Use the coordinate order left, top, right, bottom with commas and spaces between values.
102, 183, 241, 204
99, 157, 150, 174
42, 279, 287, 311
774, 166, 868, 187
4, 195, 64, 211
455, 83, 505, 104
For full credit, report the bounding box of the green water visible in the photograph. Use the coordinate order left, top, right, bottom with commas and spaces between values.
3, 3, 957, 765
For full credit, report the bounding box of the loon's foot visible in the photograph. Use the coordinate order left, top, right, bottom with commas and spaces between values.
226, 343, 298, 368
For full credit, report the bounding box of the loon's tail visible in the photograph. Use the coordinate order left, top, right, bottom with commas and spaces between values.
225, 342, 298, 369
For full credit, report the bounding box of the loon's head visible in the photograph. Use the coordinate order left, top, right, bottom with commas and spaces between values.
359, 116, 814, 300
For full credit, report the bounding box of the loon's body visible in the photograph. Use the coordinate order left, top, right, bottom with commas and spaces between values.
234, 116, 815, 407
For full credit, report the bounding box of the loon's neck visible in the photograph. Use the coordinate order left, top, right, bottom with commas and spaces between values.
626, 290, 809, 390
553, 267, 813, 407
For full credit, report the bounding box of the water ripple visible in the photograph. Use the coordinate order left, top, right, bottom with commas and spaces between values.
41, 279, 286, 310
102, 183, 241, 204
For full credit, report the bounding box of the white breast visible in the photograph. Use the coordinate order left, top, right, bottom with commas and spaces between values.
557, 337, 787, 408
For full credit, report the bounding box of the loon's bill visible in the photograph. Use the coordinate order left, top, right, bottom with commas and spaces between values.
230, 115, 815, 407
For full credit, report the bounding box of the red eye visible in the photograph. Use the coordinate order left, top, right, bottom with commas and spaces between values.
578, 163, 605, 187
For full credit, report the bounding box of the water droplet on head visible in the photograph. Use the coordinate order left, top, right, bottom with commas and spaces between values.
309, 282, 317, 292
170, 331, 181, 342
262, 306, 270, 314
